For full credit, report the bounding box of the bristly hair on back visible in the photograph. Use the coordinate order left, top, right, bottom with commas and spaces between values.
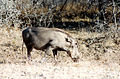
50, 28, 73, 38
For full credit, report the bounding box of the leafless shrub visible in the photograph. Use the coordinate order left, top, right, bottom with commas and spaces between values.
0, 0, 21, 27
0, 0, 119, 33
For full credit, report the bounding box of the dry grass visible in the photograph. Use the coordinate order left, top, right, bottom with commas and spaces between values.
0, 26, 120, 79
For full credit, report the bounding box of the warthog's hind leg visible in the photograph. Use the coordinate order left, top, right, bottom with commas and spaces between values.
26, 46, 33, 60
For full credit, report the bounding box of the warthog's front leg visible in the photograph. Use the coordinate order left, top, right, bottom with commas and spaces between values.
52, 49, 58, 63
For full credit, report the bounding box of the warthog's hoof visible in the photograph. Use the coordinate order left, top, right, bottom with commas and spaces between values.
72, 57, 79, 62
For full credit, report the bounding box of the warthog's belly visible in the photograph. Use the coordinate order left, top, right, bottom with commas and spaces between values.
33, 42, 51, 51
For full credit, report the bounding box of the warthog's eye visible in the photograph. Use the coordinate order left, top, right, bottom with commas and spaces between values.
71, 46, 74, 48
75, 43, 77, 45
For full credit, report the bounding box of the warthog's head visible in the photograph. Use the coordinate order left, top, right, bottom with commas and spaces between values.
66, 37, 80, 61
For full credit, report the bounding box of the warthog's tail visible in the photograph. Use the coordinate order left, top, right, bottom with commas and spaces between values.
22, 42, 24, 54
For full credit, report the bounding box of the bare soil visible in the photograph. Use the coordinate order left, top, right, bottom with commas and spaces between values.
0, 27, 120, 79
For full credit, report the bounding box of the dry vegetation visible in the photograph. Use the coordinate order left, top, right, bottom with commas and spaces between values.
17, 1, 120, 23
0, 26, 120, 79
0, 0, 120, 79
17, 2, 99, 22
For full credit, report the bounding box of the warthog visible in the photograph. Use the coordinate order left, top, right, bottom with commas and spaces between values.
22, 27, 79, 62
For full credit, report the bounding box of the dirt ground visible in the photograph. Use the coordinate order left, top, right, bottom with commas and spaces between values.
0, 27, 120, 79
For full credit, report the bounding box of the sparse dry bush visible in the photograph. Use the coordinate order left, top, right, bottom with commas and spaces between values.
0, 0, 21, 27
0, 0, 119, 32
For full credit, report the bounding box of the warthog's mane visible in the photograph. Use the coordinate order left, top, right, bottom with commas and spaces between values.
50, 28, 73, 38
31, 27, 73, 38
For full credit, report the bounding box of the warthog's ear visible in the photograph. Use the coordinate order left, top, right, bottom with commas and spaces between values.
65, 38, 72, 43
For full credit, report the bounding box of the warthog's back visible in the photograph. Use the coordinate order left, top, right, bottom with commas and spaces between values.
29, 27, 72, 37
22, 27, 72, 50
